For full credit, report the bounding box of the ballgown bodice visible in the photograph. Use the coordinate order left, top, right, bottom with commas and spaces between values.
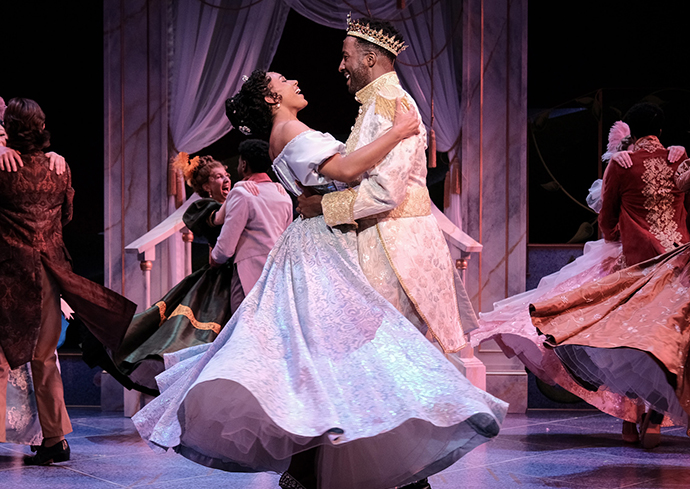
272, 130, 347, 196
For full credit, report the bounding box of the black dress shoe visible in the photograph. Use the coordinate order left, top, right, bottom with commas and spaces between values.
279, 472, 308, 489
399, 478, 431, 489
24, 439, 70, 465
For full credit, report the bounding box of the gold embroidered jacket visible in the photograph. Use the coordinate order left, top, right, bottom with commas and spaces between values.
599, 136, 689, 266
322, 72, 476, 353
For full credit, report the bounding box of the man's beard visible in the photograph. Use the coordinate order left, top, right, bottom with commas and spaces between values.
348, 64, 371, 94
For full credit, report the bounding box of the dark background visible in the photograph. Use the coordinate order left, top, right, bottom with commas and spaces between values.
526, 2, 690, 243
3, 2, 105, 281
3, 1, 689, 279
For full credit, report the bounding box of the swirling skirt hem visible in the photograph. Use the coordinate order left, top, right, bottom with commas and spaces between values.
161, 379, 500, 489
556, 345, 689, 426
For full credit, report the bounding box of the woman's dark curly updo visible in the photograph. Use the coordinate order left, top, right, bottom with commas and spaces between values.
4, 97, 50, 153
225, 70, 280, 141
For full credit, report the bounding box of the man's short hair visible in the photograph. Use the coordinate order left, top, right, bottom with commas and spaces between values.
239, 139, 271, 174
623, 102, 665, 139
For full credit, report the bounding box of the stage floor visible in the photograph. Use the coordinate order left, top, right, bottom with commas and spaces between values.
1, 408, 688, 488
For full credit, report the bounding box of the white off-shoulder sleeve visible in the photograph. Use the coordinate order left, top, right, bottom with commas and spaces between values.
586, 179, 603, 213
675, 159, 690, 192
272, 131, 346, 195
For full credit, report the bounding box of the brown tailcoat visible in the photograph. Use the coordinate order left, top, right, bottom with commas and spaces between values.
0, 153, 135, 369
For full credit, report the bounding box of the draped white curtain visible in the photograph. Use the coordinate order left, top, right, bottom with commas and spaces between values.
393, 1, 463, 227
284, 0, 417, 25
169, 0, 290, 154
169, 0, 463, 223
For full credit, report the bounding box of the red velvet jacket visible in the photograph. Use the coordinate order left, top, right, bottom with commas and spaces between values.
599, 136, 689, 266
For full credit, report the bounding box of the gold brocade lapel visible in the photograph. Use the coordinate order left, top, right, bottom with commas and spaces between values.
345, 72, 401, 155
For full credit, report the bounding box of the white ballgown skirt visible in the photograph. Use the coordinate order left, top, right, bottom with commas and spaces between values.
4, 364, 42, 445
133, 216, 507, 489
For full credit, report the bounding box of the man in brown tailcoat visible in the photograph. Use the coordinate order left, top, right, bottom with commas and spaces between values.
0, 98, 136, 464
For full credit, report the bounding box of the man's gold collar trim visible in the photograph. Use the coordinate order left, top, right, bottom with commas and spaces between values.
355, 72, 400, 106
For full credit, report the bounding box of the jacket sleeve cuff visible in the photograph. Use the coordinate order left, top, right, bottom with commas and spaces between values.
322, 188, 358, 227
206, 211, 220, 228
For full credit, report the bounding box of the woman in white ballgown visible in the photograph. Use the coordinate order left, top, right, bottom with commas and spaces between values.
132, 70, 507, 489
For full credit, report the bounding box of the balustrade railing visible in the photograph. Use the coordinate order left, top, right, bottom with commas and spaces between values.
430, 203, 486, 389
121, 194, 199, 415
124, 194, 200, 308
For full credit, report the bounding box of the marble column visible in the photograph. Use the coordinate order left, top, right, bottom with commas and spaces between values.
104, 0, 183, 311
461, 0, 528, 412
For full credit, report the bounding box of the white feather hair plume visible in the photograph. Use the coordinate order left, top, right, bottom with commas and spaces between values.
602, 120, 631, 161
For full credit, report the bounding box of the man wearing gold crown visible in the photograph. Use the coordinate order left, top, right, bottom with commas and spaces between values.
297, 19, 477, 488
298, 18, 477, 489
299, 16, 476, 359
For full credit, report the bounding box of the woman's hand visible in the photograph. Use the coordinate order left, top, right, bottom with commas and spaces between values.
46, 152, 66, 175
235, 180, 259, 196
613, 146, 686, 168
611, 151, 633, 169
0, 148, 67, 173
318, 101, 419, 182
668, 145, 686, 163
0, 146, 23, 172
390, 97, 420, 141
674, 159, 690, 192
214, 200, 228, 226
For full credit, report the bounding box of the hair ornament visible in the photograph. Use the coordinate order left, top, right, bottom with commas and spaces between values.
172, 151, 201, 182
238, 125, 252, 136
346, 12, 407, 56
241, 75, 249, 82
602, 121, 632, 162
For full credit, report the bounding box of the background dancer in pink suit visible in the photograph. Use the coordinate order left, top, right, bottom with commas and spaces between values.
210, 138, 293, 313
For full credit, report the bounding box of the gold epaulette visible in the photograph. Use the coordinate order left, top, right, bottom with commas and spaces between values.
374, 93, 410, 122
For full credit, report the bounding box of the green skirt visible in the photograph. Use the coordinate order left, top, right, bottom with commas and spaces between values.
113, 261, 234, 393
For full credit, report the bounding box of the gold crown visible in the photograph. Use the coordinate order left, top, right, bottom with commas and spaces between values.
346, 13, 407, 57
